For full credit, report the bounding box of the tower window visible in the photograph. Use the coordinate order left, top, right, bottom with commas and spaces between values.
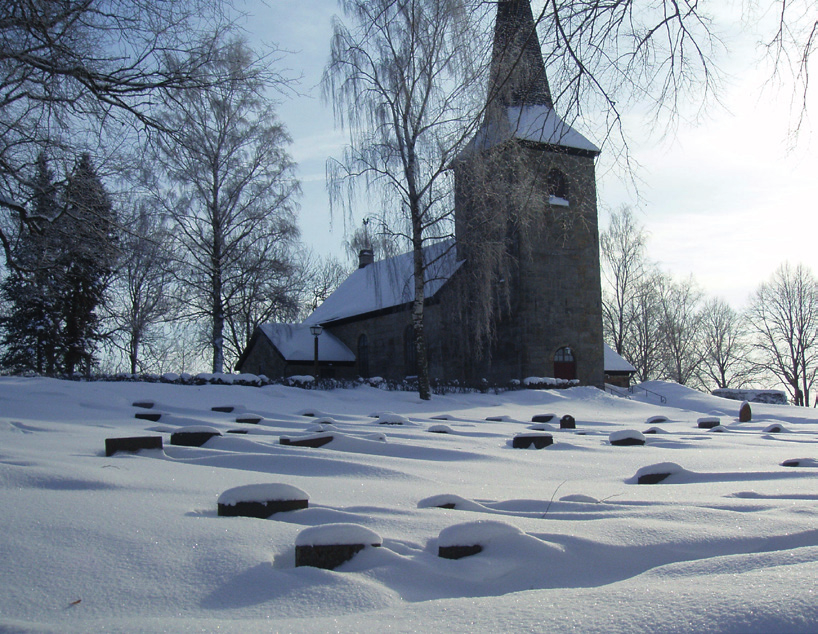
546, 169, 569, 204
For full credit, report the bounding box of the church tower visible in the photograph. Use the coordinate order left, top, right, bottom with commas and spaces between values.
452, 0, 604, 386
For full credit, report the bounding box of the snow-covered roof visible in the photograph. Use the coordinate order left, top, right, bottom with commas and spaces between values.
604, 343, 636, 373
462, 105, 600, 157
304, 238, 462, 326
258, 324, 356, 363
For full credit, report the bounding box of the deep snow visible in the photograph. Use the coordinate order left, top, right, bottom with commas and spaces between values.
0, 377, 816, 632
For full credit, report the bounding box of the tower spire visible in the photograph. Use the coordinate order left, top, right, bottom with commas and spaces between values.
489, 0, 553, 109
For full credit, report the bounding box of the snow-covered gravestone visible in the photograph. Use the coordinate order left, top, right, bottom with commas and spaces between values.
134, 411, 162, 422
170, 426, 222, 447
437, 520, 523, 560
609, 430, 646, 446
697, 416, 720, 429
235, 414, 262, 424
279, 432, 334, 448
294, 523, 382, 570
739, 401, 752, 423
531, 413, 556, 423
560, 415, 576, 429
781, 458, 818, 468
105, 436, 163, 456
375, 413, 411, 426
217, 483, 308, 519
634, 462, 685, 485
417, 493, 471, 510
512, 432, 554, 449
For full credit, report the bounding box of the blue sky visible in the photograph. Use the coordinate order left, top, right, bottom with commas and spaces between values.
244, 1, 818, 309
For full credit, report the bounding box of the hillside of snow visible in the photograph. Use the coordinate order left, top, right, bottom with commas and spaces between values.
1, 377, 816, 633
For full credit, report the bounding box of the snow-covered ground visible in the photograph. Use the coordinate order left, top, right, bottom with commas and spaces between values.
1, 377, 816, 633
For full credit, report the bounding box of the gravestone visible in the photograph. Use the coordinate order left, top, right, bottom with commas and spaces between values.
105, 436, 163, 457
512, 433, 554, 449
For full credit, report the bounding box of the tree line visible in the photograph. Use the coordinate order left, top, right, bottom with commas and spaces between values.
1, 0, 816, 398
0, 2, 348, 376
602, 207, 818, 406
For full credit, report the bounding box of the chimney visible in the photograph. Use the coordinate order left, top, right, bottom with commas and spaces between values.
358, 249, 374, 268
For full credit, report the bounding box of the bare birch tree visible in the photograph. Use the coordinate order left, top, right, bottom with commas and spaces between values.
747, 262, 818, 405
151, 37, 300, 373
697, 297, 757, 390
105, 200, 179, 374
324, 0, 493, 399
656, 275, 704, 386
626, 269, 666, 382
601, 206, 650, 356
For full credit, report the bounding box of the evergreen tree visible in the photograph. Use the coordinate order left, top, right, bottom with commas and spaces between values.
0, 153, 63, 374
59, 154, 118, 376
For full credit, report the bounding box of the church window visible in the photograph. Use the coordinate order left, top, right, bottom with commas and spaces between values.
357, 334, 369, 378
404, 325, 417, 377
546, 169, 569, 205
554, 346, 577, 380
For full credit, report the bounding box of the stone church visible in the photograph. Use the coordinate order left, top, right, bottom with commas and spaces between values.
237, 0, 618, 387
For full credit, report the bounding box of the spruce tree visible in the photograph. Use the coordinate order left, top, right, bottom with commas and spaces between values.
0, 153, 63, 374
59, 154, 118, 376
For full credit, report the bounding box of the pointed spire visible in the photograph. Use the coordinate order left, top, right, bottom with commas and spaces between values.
489, 0, 553, 109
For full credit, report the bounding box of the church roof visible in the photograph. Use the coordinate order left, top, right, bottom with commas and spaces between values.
258, 324, 356, 363
303, 238, 462, 326
603, 344, 636, 374
466, 105, 600, 156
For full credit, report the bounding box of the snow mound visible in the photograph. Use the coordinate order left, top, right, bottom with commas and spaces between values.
217, 483, 309, 506
438, 520, 523, 548
312, 416, 339, 425
764, 423, 788, 433
781, 458, 818, 468
609, 430, 646, 445
560, 494, 600, 504
374, 412, 414, 426
418, 494, 472, 509
298, 408, 327, 417
646, 415, 669, 424
306, 423, 338, 433
295, 523, 382, 547
427, 424, 453, 434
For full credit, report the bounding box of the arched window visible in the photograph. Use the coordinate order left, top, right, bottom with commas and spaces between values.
553, 346, 577, 380
546, 169, 569, 202
357, 334, 369, 378
404, 324, 417, 377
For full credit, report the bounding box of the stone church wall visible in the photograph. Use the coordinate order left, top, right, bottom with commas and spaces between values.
451, 143, 604, 386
